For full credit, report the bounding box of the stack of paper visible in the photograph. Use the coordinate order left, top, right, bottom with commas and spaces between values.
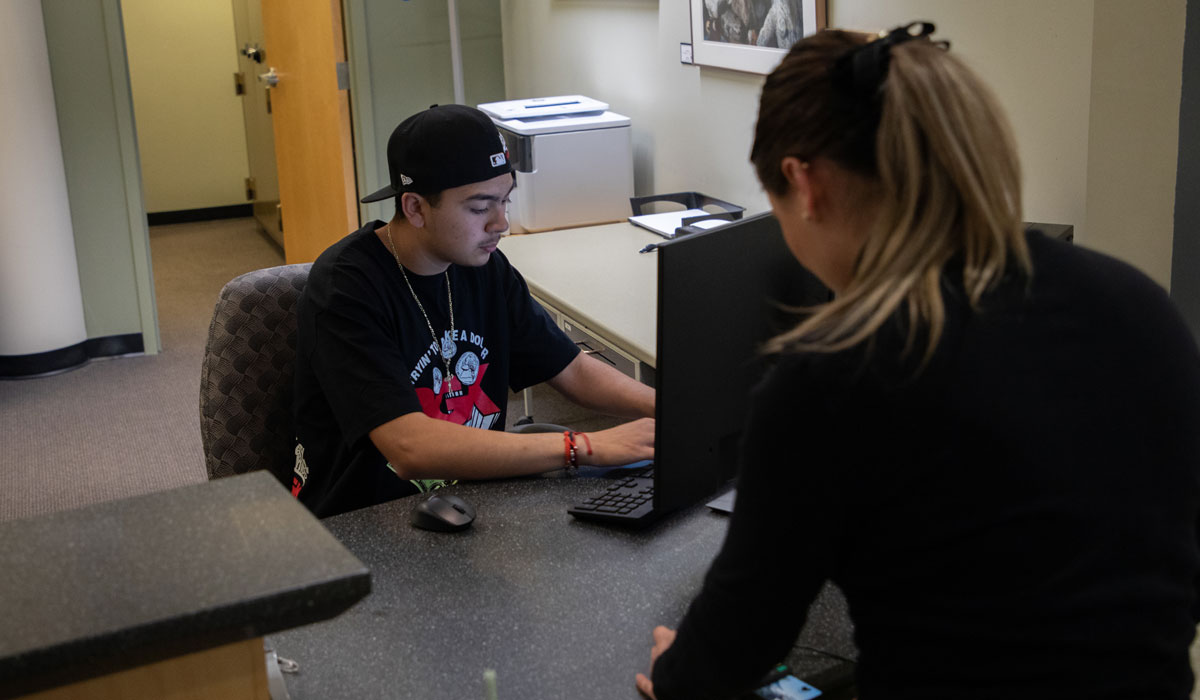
628, 209, 729, 239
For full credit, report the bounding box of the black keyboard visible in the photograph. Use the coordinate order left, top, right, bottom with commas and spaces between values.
568, 467, 657, 525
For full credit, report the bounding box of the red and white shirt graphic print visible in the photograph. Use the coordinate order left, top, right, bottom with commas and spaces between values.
410, 330, 501, 429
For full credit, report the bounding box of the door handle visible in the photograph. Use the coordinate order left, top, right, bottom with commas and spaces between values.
258, 67, 279, 88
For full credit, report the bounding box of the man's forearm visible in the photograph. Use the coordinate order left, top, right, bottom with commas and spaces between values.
547, 353, 655, 419
370, 413, 564, 480
369, 409, 657, 481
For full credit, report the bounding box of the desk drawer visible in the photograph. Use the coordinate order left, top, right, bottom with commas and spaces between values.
531, 294, 650, 385
562, 319, 636, 378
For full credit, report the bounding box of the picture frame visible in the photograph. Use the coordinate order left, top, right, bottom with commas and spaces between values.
689, 0, 828, 75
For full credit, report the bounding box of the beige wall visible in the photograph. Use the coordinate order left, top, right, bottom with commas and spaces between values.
831, 1, 1096, 261
501, 0, 1187, 289
122, 0, 249, 213
1086, 0, 1186, 289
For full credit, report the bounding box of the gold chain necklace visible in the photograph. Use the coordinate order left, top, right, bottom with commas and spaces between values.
383, 224, 456, 384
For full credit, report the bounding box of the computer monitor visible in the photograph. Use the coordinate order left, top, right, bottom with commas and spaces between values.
653, 211, 831, 514
568, 211, 830, 526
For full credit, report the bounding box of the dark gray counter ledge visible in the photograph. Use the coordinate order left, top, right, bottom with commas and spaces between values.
270, 471, 856, 700
0, 471, 370, 698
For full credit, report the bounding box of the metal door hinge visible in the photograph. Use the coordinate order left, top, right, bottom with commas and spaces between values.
245, 176, 257, 201
234, 72, 246, 96
241, 43, 264, 64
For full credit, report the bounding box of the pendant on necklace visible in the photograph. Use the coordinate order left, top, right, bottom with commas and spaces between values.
440, 336, 457, 360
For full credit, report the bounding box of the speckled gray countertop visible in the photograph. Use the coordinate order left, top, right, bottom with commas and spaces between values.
0, 471, 370, 698
269, 472, 856, 699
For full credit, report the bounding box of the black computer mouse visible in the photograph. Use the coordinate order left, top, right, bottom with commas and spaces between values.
410, 493, 476, 532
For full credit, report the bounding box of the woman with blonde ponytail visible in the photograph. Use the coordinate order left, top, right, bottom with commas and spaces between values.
637, 23, 1200, 700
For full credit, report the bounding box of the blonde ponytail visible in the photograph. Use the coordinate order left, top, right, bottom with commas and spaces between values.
754, 27, 1030, 363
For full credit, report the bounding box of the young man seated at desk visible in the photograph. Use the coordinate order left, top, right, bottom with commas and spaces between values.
290, 105, 655, 518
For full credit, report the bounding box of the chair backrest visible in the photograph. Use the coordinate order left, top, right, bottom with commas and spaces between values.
200, 263, 311, 486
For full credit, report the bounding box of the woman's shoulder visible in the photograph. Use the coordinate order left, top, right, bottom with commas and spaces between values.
1026, 230, 1167, 303
754, 340, 895, 408
754, 300, 959, 422
1024, 230, 1188, 339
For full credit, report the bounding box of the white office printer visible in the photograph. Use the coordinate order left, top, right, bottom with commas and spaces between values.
477, 95, 633, 233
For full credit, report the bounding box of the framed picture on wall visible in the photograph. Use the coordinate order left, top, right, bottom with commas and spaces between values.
690, 0, 828, 75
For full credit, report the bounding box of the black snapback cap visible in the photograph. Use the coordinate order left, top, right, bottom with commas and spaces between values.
360, 104, 513, 203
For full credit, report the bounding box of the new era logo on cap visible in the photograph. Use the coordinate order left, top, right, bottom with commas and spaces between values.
400, 174, 413, 186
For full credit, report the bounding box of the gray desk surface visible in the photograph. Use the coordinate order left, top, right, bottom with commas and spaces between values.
269, 473, 856, 700
0, 471, 370, 698
498, 223, 661, 367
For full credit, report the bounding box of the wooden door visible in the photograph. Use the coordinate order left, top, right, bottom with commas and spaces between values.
260, 0, 358, 264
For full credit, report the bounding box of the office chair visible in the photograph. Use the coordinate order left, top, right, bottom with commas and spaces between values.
200, 263, 311, 487
200, 263, 581, 492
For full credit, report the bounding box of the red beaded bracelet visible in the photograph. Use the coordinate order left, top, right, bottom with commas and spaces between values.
562, 431, 579, 470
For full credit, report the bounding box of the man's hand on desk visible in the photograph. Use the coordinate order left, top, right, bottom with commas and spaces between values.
582, 418, 655, 467
635, 625, 677, 699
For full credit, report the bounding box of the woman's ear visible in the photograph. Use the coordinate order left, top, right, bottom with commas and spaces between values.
779, 157, 816, 221
400, 192, 426, 227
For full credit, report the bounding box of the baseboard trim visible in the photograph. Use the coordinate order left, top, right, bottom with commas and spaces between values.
0, 333, 145, 379
147, 204, 253, 226
83, 334, 145, 359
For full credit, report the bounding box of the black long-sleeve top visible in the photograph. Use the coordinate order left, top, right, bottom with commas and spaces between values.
652, 232, 1200, 699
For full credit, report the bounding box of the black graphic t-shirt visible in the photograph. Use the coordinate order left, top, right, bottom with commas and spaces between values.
292, 221, 579, 517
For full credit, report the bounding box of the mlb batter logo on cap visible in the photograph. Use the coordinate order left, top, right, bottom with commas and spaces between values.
490, 132, 508, 167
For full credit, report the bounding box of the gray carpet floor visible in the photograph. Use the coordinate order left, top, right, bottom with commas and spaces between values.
0, 217, 617, 522
0, 219, 284, 521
